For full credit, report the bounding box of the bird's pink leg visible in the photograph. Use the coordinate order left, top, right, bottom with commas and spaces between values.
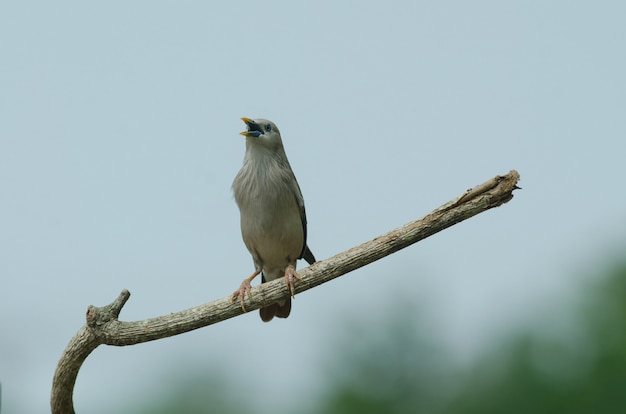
284, 265, 302, 298
231, 269, 261, 312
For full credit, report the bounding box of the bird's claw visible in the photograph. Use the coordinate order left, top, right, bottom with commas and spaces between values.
231, 270, 261, 313
284, 266, 302, 298
231, 281, 253, 312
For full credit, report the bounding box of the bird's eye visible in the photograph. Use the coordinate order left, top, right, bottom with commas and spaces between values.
264, 124, 272, 132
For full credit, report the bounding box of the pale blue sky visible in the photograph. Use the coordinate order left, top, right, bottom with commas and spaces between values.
2, 1, 625, 412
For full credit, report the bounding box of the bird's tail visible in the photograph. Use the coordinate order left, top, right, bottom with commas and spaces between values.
260, 298, 291, 322
301, 245, 316, 265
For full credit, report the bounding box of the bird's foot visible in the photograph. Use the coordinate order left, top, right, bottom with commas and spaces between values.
284, 265, 302, 298
231, 281, 252, 312
231, 270, 260, 312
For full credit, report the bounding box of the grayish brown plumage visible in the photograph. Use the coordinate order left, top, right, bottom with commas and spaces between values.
231, 117, 315, 322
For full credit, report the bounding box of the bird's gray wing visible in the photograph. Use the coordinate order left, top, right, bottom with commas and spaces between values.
290, 171, 315, 265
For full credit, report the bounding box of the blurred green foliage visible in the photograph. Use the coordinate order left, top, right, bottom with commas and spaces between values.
313, 301, 456, 414
317, 262, 626, 414
445, 262, 626, 414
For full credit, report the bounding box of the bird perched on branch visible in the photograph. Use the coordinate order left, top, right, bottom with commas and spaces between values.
231, 117, 316, 322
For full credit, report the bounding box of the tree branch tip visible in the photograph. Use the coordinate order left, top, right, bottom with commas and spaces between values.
449, 170, 520, 208
112, 289, 131, 310
85, 290, 132, 328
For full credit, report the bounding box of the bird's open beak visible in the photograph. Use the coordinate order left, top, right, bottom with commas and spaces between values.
240, 117, 262, 137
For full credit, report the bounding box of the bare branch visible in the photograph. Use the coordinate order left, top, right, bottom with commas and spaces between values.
51, 170, 520, 414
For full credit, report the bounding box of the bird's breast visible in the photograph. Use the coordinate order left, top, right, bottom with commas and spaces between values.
233, 158, 304, 279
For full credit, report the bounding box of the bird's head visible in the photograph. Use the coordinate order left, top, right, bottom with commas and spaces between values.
240, 117, 283, 151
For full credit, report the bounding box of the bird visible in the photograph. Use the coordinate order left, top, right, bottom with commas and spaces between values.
231, 117, 316, 322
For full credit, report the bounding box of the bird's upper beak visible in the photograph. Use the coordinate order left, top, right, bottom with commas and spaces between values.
240, 117, 262, 137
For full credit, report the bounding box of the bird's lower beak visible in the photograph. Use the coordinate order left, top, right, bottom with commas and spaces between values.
240, 117, 262, 137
